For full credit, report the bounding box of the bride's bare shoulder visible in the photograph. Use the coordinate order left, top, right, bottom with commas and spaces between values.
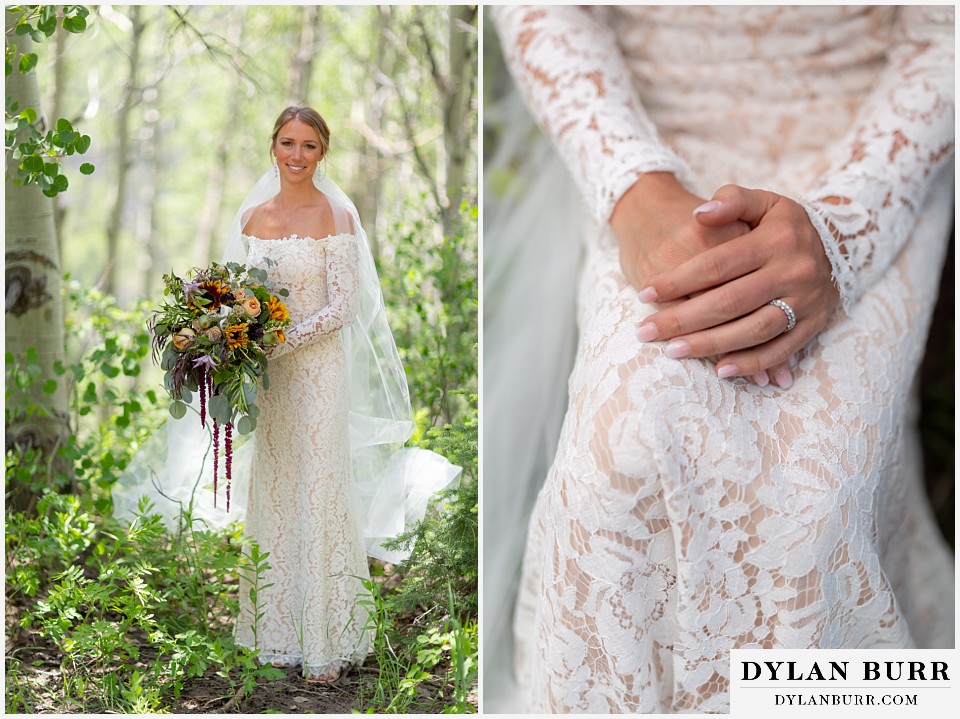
241, 200, 279, 236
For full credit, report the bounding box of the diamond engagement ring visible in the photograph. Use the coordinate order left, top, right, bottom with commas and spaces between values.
768, 299, 797, 333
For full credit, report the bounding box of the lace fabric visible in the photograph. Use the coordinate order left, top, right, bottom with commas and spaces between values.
255, 234, 361, 359
233, 234, 370, 675
491, 5, 955, 713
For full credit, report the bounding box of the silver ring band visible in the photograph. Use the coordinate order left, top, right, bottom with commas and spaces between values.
768, 299, 797, 333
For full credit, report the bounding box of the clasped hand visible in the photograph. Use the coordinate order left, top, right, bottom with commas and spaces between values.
612, 173, 840, 389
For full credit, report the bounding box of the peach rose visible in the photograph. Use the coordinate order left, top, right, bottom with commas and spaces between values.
242, 296, 262, 317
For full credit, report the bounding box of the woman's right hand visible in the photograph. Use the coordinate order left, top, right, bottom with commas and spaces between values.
610, 173, 793, 388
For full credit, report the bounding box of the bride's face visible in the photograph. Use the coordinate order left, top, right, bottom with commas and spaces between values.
273, 119, 323, 183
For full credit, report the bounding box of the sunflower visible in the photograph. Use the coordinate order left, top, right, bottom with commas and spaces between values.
266, 296, 290, 323
189, 279, 231, 313
225, 322, 250, 350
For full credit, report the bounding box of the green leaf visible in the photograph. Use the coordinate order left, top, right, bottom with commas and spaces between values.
42, 162, 58, 177
169, 401, 187, 420
55, 117, 73, 133
53, 174, 68, 192
82, 382, 97, 403
75, 131, 91, 152
42, 379, 57, 394
21, 155, 43, 173
63, 15, 87, 33
79, 162, 95, 176
236, 415, 256, 435
101, 365, 120, 379
18, 53, 37, 74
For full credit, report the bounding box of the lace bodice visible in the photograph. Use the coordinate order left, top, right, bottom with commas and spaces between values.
245, 233, 360, 358
492, 5, 954, 309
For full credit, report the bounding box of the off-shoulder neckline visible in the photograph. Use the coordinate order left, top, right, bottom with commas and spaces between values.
242, 232, 356, 243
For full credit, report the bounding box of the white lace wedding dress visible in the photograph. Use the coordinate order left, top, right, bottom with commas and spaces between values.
233, 233, 370, 676
492, 5, 954, 714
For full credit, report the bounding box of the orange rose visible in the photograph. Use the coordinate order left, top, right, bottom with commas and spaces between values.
242, 296, 262, 317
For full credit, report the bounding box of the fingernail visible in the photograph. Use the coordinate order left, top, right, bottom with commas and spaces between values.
717, 363, 739, 379
775, 367, 794, 389
751, 371, 770, 387
692, 200, 721, 216
665, 340, 690, 359
638, 286, 659, 303
637, 323, 658, 342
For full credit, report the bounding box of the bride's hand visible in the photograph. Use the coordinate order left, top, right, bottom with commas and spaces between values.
611, 173, 775, 387
635, 185, 840, 387
611, 173, 750, 288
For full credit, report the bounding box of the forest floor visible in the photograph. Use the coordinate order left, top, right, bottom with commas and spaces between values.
6, 582, 475, 714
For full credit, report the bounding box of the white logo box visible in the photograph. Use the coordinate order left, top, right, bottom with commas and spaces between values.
730, 648, 958, 718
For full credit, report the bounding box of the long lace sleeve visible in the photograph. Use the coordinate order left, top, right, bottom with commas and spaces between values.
270, 236, 359, 359
800, 6, 954, 311
492, 5, 691, 224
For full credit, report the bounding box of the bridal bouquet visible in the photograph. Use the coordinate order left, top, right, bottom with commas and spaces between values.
149, 260, 292, 510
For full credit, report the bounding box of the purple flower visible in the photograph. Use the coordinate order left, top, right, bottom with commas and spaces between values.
183, 281, 203, 302
192, 354, 217, 371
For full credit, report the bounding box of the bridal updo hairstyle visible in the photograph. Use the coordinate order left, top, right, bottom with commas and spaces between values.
270, 106, 331, 159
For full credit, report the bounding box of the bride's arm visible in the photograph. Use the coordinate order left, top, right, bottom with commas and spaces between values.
492, 5, 690, 224
800, 6, 954, 311
630, 7, 954, 378
268, 236, 359, 359
493, 6, 770, 380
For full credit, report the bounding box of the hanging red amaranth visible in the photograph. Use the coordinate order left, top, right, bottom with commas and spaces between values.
213, 420, 220, 509
225, 421, 233, 512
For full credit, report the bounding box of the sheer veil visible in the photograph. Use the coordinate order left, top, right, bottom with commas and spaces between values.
483, 85, 583, 710
114, 169, 461, 562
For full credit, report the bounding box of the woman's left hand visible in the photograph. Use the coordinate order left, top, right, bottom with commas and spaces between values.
635, 185, 840, 386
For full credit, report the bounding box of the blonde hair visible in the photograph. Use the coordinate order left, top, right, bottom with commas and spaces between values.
270, 106, 331, 158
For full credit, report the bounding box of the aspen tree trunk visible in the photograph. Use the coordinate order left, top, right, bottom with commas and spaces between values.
104, 5, 144, 298
136, 83, 160, 300
443, 5, 477, 239
355, 6, 390, 260
48, 24, 68, 257
287, 5, 322, 105
5, 12, 71, 511
194, 7, 246, 266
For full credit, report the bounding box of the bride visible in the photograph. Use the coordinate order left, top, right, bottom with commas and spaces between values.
486, 6, 954, 714
115, 106, 460, 682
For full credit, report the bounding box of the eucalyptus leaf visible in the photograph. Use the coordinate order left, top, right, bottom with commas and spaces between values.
169, 401, 187, 420
236, 416, 256, 435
